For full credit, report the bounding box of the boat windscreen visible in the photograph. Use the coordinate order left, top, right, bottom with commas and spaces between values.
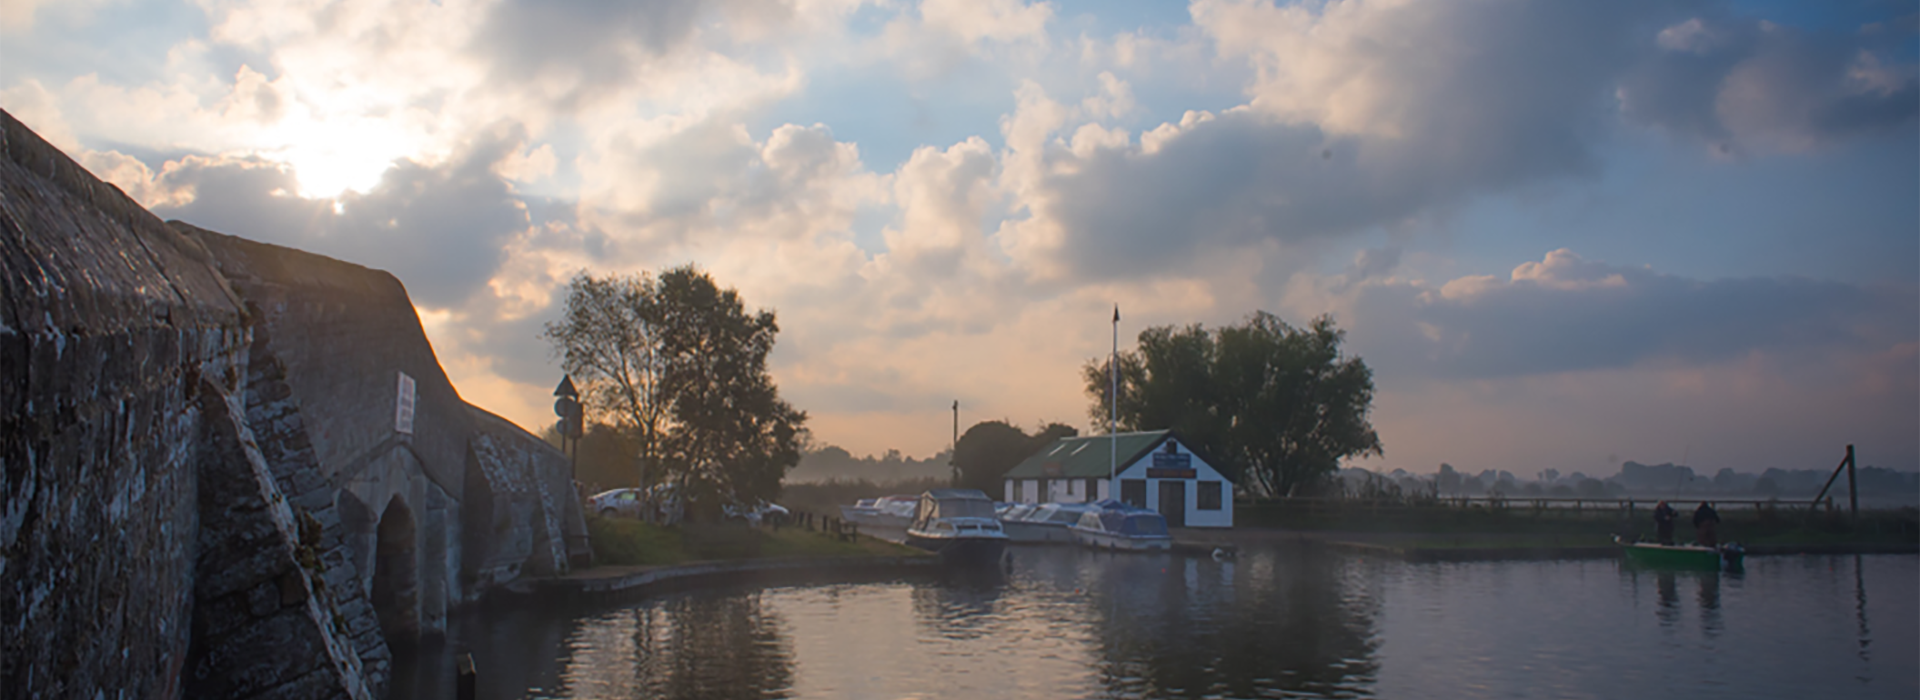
936, 499, 998, 519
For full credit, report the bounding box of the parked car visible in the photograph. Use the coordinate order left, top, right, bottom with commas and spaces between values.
724, 500, 790, 526
588, 488, 646, 519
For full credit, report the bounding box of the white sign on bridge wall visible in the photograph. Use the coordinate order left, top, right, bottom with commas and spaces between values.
395, 371, 416, 435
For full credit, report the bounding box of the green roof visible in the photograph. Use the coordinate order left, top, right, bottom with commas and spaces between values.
1002, 430, 1171, 480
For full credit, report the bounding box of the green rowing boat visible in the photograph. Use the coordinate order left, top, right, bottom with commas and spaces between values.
1616, 537, 1745, 571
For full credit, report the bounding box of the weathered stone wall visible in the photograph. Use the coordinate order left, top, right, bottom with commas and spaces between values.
184, 377, 370, 700
240, 325, 391, 693
181, 225, 472, 503
181, 225, 473, 633
181, 224, 587, 616
1, 107, 248, 699
3, 106, 589, 697
467, 407, 591, 584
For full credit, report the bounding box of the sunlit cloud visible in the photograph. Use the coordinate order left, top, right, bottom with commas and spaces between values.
5, 0, 1914, 473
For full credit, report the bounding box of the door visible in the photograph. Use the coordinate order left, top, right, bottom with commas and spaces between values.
1158, 480, 1186, 528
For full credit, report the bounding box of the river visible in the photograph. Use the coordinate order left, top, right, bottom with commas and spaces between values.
392, 545, 1917, 699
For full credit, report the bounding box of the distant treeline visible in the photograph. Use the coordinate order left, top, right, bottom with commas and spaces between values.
787, 445, 953, 484
549, 420, 955, 493
1351, 460, 1919, 503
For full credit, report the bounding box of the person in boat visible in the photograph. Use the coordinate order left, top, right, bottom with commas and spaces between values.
1692, 501, 1721, 547
1652, 500, 1677, 545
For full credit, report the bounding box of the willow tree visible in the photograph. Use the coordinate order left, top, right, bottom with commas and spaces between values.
1083, 312, 1382, 498
545, 265, 806, 507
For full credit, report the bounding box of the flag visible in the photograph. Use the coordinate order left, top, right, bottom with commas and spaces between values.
1113, 304, 1119, 323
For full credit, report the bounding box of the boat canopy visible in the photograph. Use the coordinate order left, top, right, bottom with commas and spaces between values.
918, 489, 999, 519
1078, 500, 1170, 536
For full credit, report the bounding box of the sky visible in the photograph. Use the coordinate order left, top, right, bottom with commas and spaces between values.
5, 0, 1916, 478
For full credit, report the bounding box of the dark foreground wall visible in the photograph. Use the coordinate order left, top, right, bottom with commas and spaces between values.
1, 106, 586, 698
0, 109, 371, 698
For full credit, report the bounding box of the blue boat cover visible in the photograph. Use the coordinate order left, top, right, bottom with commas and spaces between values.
1090, 500, 1169, 536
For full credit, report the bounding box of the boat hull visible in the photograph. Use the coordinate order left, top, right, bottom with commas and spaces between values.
1071, 526, 1172, 552
1621, 542, 1743, 571
1001, 520, 1074, 543
906, 533, 1009, 567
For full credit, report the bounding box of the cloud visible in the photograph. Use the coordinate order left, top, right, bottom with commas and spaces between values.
1618, 13, 1920, 152
993, 0, 1685, 282
1343, 249, 1919, 381
147, 124, 539, 308
991, 0, 1920, 284
469, 0, 798, 113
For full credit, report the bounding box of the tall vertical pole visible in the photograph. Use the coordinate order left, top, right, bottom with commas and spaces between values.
1110, 304, 1119, 500
952, 400, 960, 486
1846, 444, 1858, 524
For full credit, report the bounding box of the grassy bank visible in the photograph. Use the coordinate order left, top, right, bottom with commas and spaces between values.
585, 514, 923, 567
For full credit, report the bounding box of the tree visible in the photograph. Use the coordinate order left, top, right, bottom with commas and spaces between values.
951, 420, 1078, 494
545, 265, 806, 510
544, 272, 670, 487
653, 266, 808, 509
1083, 312, 1382, 498
542, 421, 642, 492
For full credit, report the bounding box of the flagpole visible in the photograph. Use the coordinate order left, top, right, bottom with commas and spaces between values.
1110, 304, 1118, 499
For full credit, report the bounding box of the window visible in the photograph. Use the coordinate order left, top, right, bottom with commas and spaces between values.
1120, 479, 1147, 508
1198, 481, 1223, 511
1085, 478, 1099, 502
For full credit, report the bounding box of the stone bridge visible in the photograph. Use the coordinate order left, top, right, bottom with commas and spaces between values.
1, 108, 588, 699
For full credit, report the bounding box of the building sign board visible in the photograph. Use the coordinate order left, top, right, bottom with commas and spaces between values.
1148, 450, 1193, 479
395, 371, 416, 435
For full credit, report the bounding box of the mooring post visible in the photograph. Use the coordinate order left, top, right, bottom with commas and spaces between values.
1846, 444, 1858, 525
456, 653, 477, 700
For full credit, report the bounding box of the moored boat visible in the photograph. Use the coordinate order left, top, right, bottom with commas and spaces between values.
1616, 536, 1744, 570
905, 489, 1010, 567
1001, 502, 1097, 543
1071, 500, 1172, 552
840, 494, 917, 531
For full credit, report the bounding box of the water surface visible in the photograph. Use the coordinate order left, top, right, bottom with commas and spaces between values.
394, 546, 1917, 699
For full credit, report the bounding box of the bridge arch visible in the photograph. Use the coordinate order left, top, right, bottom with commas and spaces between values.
370, 495, 420, 642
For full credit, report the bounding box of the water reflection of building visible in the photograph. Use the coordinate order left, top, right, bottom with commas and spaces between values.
1081, 544, 1380, 697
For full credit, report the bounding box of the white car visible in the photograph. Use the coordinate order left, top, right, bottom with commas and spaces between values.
724, 500, 791, 526
588, 488, 646, 519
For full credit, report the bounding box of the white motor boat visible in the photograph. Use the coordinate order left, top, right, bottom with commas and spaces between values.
839, 494, 917, 530
905, 489, 1009, 567
1071, 500, 1172, 552
1000, 502, 1097, 543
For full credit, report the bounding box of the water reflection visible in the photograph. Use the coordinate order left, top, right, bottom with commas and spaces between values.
1853, 554, 1872, 663
388, 605, 583, 700
389, 550, 1917, 699
623, 593, 794, 699
1082, 545, 1380, 698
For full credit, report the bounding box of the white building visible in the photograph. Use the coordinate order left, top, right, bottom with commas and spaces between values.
1000, 430, 1233, 528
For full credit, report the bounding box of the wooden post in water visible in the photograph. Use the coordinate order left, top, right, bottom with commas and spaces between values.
456, 653, 477, 700
1845, 444, 1858, 525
